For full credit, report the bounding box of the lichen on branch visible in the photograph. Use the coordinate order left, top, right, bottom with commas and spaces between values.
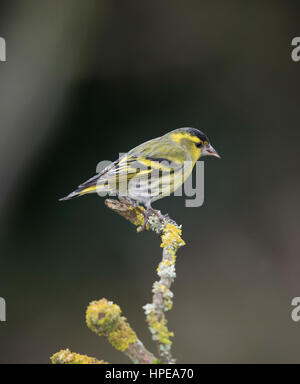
144, 222, 185, 363
86, 299, 137, 352
106, 198, 185, 363
51, 349, 108, 364
86, 298, 155, 364
51, 197, 185, 364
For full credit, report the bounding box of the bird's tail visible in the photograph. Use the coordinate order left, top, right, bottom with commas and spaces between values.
59, 185, 99, 201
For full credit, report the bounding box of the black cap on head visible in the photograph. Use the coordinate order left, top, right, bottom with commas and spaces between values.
181, 127, 210, 143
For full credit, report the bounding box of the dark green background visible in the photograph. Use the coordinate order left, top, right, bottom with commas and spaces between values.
0, 0, 299, 363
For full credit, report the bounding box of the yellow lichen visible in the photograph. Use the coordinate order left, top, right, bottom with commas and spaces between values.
86, 299, 121, 335
148, 313, 174, 345
129, 206, 150, 230
165, 300, 173, 311
144, 221, 185, 359
108, 322, 137, 352
157, 259, 173, 273
160, 224, 186, 249
86, 298, 137, 352
51, 349, 107, 364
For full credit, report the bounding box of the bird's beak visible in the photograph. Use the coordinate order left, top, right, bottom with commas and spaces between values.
205, 144, 221, 159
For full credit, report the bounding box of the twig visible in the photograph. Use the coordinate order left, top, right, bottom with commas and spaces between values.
86, 298, 156, 364
51, 197, 185, 364
51, 349, 108, 364
105, 198, 185, 363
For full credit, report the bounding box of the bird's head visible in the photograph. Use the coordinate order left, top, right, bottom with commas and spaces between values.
169, 127, 220, 163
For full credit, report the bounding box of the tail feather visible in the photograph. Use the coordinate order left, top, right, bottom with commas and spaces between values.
59, 185, 99, 201
59, 190, 81, 201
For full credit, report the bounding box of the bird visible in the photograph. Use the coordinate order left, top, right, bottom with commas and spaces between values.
59, 127, 220, 223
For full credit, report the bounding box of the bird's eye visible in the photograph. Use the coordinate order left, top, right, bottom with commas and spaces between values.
196, 141, 203, 148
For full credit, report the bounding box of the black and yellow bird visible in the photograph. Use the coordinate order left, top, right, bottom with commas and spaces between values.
60, 127, 220, 215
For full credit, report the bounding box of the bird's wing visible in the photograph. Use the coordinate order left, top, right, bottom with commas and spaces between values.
111, 136, 188, 177
60, 136, 188, 200
78, 136, 187, 190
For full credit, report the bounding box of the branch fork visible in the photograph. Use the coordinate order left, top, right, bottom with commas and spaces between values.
51, 197, 185, 364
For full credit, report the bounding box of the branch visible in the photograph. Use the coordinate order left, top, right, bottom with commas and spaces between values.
143, 223, 185, 363
51, 349, 108, 364
86, 298, 156, 364
104, 198, 151, 232
105, 198, 185, 363
51, 197, 185, 364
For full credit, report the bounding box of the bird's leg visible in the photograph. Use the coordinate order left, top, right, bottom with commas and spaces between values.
148, 206, 169, 222
140, 203, 167, 231
141, 209, 151, 231
138, 202, 153, 231
128, 199, 139, 209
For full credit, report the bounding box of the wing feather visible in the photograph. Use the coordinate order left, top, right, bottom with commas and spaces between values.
77, 135, 187, 191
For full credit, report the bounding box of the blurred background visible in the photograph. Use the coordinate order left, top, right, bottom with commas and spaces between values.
0, 0, 300, 363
